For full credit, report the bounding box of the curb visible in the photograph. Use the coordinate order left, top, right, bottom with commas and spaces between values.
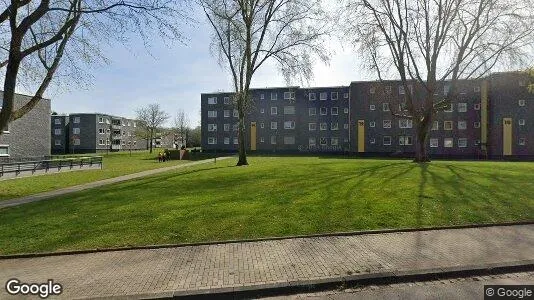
78, 260, 534, 299
1, 220, 533, 259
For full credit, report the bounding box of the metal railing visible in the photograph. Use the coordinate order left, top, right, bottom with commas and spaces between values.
0, 156, 103, 177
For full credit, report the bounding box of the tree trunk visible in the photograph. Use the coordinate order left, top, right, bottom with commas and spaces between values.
0, 56, 21, 136
414, 115, 431, 163
149, 129, 154, 154
236, 101, 248, 166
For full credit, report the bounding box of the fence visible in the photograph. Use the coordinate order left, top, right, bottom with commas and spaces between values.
0, 156, 103, 178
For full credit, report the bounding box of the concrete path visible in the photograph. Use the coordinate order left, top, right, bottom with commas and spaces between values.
0, 157, 232, 209
1, 224, 533, 299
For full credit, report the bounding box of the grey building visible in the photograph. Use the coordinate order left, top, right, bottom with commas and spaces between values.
201, 71, 533, 159
51, 113, 148, 154
0, 91, 51, 159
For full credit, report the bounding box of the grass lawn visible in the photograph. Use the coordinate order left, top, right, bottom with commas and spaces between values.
0, 151, 188, 201
1, 156, 533, 255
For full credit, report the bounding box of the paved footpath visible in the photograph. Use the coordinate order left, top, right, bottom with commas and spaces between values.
0, 157, 232, 209
1, 224, 534, 299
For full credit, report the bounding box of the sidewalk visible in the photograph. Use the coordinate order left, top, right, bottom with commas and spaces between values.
0, 157, 232, 209
1, 224, 533, 299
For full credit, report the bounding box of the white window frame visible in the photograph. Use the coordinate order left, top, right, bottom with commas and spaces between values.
383, 103, 390, 111
270, 136, 277, 144
208, 97, 217, 104
320, 107, 327, 115
458, 138, 468, 148
73, 128, 80, 134
55, 140, 61, 146
284, 92, 295, 100
458, 103, 467, 112
233, 137, 238, 145
343, 93, 349, 99
458, 121, 467, 130
320, 123, 327, 131
331, 107, 339, 115
331, 92, 338, 100
319, 92, 327, 101
233, 109, 239, 117
474, 103, 481, 110
0, 145, 9, 157
260, 123, 264, 129
399, 136, 413, 146
271, 93, 278, 100
331, 137, 339, 146
224, 137, 230, 145
319, 137, 327, 146
383, 120, 392, 128
55, 118, 62, 125
308, 123, 316, 131
369, 121, 376, 128
432, 121, 439, 130
73, 138, 81, 146
399, 119, 413, 129
383, 136, 392, 145
271, 122, 278, 130
309, 137, 316, 146
284, 106, 295, 115
271, 107, 278, 115
260, 108, 265, 114
444, 121, 453, 130
284, 121, 295, 130
430, 138, 439, 148
309, 107, 316, 116
73, 116, 80, 123
519, 99, 526, 107
444, 103, 454, 112
208, 124, 217, 132
344, 108, 349, 114
223, 110, 230, 118
208, 111, 217, 118
444, 138, 454, 148
54, 129, 62, 135
398, 85, 405, 95
519, 119, 526, 126
519, 138, 526, 146
208, 137, 217, 145
331, 123, 339, 130
474, 122, 481, 128
309, 93, 316, 101
260, 93, 265, 100
284, 136, 295, 145
370, 104, 376, 111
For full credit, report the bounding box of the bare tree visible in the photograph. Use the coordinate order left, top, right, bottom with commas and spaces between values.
200, 0, 330, 166
174, 109, 190, 148
0, 0, 189, 136
136, 103, 170, 154
345, 0, 534, 162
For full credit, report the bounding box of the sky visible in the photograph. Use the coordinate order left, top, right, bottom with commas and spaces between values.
39, 6, 367, 127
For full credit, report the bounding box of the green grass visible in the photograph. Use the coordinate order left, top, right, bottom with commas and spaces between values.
1, 156, 533, 255
0, 151, 187, 201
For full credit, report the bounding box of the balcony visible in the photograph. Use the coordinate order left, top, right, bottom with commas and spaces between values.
111, 145, 121, 150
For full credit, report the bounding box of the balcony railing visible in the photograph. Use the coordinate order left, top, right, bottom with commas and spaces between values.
0, 156, 103, 177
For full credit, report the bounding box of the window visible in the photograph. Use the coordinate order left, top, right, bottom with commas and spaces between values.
343, 93, 349, 99
99, 139, 105, 146
331, 107, 339, 115
271, 136, 277, 144
284, 92, 295, 100
284, 121, 295, 129
54, 118, 61, 125
344, 124, 349, 129
331, 92, 338, 100
458, 121, 467, 130
208, 124, 217, 132
344, 108, 349, 114
271, 107, 278, 115
383, 103, 390, 111
309, 93, 316, 101
399, 103, 408, 111
320, 107, 327, 115
399, 119, 413, 129
284, 106, 295, 115
260, 137, 265, 143
319, 92, 327, 100
370, 104, 376, 111
208, 111, 217, 118
271, 93, 278, 100
233, 137, 238, 145
260, 123, 264, 129
385, 86, 392, 94
398, 85, 405, 95
106, 139, 110, 145
444, 85, 450, 95
519, 99, 526, 107
331, 137, 339, 146
233, 109, 239, 117
331, 123, 339, 130
444, 138, 453, 148
474, 122, 480, 128
320, 137, 327, 145
208, 97, 217, 104
73, 138, 81, 145
444, 121, 453, 130
430, 138, 439, 148
54, 140, 62, 146
73, 117, 80, 123
260, 93, 265, 100
223, 110, 230, 118
519, 138, 526, 146
475, 140, 481, 146
73, 128, 80, 134
0, 145, 8, 156
54, 129, 62, 135
369, 87, 376, 94
458, 138, 468, 148
474, 103, 481, 110
309, 123, 316, 131
320, 123, 328, 131
224, 137, 230, 145
98, 128, 105, 134
208, 137, 217, 145
260, 108, 265, 114
383, 136, 392, 145
458, 103, 467, 112
383, 120, 392, 128
233, 123, 238, 131
474, 86, 481, 92
444, 103, 454, 112
369, 121, 376, 128
309, 137, 316, 146
284, 136, 295, 144
432, 121, 439, 130
309, 108, 316, 116
399, 136, 413, 145
271, 122, 278, 130
519, 119, 526, 126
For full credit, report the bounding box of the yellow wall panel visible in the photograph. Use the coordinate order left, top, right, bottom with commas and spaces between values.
357, 120, 365, 153
503, 118, 512, 156
250, 122, 257, 151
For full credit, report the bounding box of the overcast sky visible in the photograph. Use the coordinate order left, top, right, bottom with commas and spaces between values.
40, 6, 367, 127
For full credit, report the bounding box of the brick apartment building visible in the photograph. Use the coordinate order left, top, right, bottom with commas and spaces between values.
201, 72, 533, 158
0, 91, 51, 159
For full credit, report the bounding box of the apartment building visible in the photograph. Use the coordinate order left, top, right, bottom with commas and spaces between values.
0, 91, 51, 159
201, 71, 533, 158
51, 113, 148, 154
